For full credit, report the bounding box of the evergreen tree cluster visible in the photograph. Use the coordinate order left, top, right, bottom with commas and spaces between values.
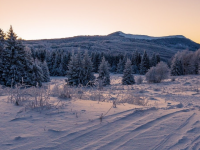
44, 49, 160, 77
122, 59, 135, 85
45, 50, 71, 76
171, 50, 200, 76
67, 51, 95, 86
98, 57, 110, 86
0, 26, 50, 87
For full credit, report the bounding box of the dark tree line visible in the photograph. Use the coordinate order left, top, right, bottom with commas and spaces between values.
42, 49, 160, 76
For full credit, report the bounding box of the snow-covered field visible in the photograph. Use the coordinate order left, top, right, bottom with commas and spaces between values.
0, 74, 200, 150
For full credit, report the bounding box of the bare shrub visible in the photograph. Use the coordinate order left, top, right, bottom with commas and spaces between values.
7, 84, 52, 110
7, 84, 30, 105
146, 61, 170, 83
51, 83, 72, 99
51, 84, 60, 97
118, 86, 148, 106
25, 86, 52, 110
58, 84, 71, 99
120, 93, 148, 106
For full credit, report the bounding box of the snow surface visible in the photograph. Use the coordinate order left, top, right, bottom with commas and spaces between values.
0, 74, 200, 150
118, 31, 186, 40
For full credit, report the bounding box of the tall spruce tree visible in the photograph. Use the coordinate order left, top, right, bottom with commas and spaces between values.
0, 29, 5, 83
67, 52, 76, 85
40, 61, 50, 82
82, 51, 95, 85
150, 53, 157, 67
98, 57, 110, 86
116, 59, 124, 73
75, 51, 84, 84
48, 51, 56, 75
171, 56, 184, 76
131, 50, 141, 74
0, 28, 5, 55
136, 51, 141, 69
53, 51, 62, 76
60, 53, 69, 76
0, 26, 35, 86
140, 50, 150, 75
94, 52, 101, 73
32, 63, 44, 87
156, 54, 161, 64
122, 59, 135, 85
67, 51, 82, 85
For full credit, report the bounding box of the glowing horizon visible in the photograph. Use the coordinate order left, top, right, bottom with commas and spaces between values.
1, 0, 200, 43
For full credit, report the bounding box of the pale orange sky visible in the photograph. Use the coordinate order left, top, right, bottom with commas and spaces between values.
0, 0, 200, 43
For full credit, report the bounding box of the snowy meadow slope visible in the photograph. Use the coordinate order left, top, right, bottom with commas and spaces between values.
0, 74, 200, 150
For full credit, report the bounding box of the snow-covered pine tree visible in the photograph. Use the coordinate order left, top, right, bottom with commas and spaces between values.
116, 59, 124, 73
0, 28, 5, 84
150, 53, 157, 67
135, 50, 141, 69
82, 51, 95, 86
131, 52, 137, 66
110, 56, 117, 72
156, 53, 161, 64
171, 56, 184, 76
122, 59, 135, 85
122, 53, 128, 69
67, 51, 76, 85
40, 61, 50, 82
30, 47, 37, 61
67, 51, 83, 85
52, 51, 62, 76
75, 50, 84, 84
140, 50, 150, 75
37, 49, 47, 63
32, 63, 44, 87
194, 49, 200, 74
131, 50, 141, 74
98, 56, 110, 86
48, 51, 56, 75
1, 26, 35, 86
93, 52, 101, 73
60, 53, 69, 76
0, 28, 5, 55
37, 49, 50, 81
23, 46, 38, 85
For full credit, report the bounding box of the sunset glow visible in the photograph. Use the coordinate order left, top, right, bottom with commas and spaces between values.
0, 0, 200, 43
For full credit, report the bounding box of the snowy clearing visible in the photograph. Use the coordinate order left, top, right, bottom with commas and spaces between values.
0, 74, 200, 150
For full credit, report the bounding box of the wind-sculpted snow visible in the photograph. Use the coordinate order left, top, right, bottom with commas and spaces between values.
0, 75, 200, 150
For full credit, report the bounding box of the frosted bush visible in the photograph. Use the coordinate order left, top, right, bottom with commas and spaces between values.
51, 84, 60, 97
146, 61, 170, 83
58, 84, 71, 99
51, 83, 71, 99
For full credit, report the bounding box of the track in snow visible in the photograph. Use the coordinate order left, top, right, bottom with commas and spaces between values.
30, 107, 200, 150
